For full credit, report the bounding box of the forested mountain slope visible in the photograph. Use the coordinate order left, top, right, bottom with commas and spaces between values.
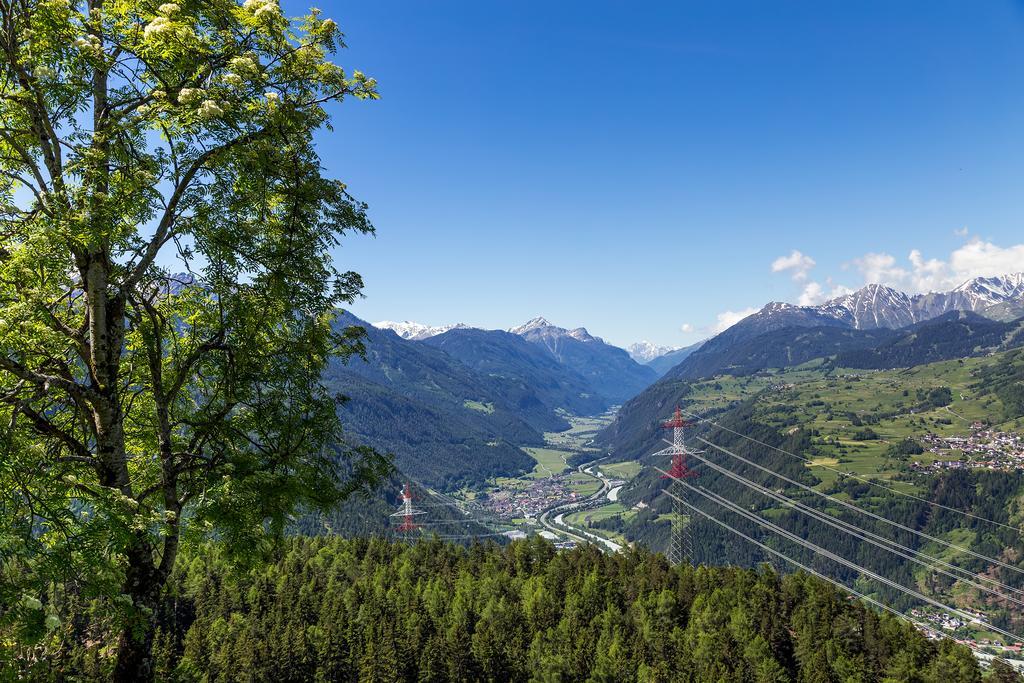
132, 538, 984, 682
324, 314, 539, 488
837, 312, 1024, 369
422, 327, 608, 419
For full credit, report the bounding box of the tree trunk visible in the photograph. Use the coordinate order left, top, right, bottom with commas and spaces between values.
112, 542, 164, 682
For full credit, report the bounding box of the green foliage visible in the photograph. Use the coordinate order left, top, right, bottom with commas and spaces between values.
851, 427, 880, 441
887, 438, 925, 459
41, 537, 983, 682
0, 0, 388, 677
974, 350, 1024, 420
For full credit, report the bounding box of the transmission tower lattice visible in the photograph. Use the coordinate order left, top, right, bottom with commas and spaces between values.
390, 483, 426, 535
659, 407, 699, 565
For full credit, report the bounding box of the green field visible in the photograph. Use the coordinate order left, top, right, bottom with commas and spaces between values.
544, 410, 617, 451
463, 400, 495, 414
521, 447, 572, 478
599, 461, 643, 479
564, 503, 634, 545
565, 471, 602, 497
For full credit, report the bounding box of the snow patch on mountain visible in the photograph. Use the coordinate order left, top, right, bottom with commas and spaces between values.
627, 341, 680, 363
372, 320, 472, 340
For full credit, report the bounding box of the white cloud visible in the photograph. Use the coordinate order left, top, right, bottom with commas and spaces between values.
712, 307, 759, 333
848, 239, 1024, 294
796, 281, 822, 306
852, 252, 907, 286
795, 279, 856, 306
948, 240, 1024, 282
771, 250, 816, 281
680, 323, 695, 334
954, 226, 969, 237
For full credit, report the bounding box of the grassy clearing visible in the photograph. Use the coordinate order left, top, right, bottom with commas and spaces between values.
600, 461, 643, 480
521, 447, 572, 479
566, 472, 602, 497
463, 400, 495, 414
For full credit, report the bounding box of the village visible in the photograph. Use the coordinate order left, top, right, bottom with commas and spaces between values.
910, 608, 1024, 664
480, 474, 586, 520
911, 423, 1024, 473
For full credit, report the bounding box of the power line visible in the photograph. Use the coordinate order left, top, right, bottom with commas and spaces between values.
671, 480, 1024, 644
661, 455, 1024, 605
661, 489, 946, 640
696, 436, 1024, 579
680, 408, 1022, 534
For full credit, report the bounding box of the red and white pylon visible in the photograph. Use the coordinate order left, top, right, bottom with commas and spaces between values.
659, 407, 699, 565
390, 483, 426, 534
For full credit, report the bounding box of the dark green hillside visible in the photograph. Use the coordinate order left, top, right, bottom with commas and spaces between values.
837, 312, 1024, 369
324, 314, 540, 488
608, 401, 1024, 623
327, 373, 535, 490
293, 469, 501, 541
665, 325, 894, 380
423, 328, 607, 419
973, 349, 1024, 421
593, 374, 694, 459
135, 538, 981, 683
335, 313, 555, 433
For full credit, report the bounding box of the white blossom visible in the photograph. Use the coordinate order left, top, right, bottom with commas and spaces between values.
158, 3, 180, 14
243, 0, 280, 18
198, 99, 224, 118
228, 55, 259, 75
178, 87, 202, 104
144, 16, 173, 38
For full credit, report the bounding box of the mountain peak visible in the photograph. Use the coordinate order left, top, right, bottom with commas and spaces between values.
509, 317, 555, 335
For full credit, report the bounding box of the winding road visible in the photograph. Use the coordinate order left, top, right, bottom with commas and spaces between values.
538, 458, 625, 552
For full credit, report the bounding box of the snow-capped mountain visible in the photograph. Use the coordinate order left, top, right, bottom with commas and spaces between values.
508, 317, 603, 344
947, 273, 1024, 315
819, 284, 917, 330
627, 341, 680, 363
508, 317, 657, 403
372, 320, 472, 340
745, 272, 1024, 333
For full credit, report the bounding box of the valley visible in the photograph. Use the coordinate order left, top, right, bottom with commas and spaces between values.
452, 409, 638, 549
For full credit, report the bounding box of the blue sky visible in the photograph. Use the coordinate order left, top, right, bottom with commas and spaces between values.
301, 1, 1024, 348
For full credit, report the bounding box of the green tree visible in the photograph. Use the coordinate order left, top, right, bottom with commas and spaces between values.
0, 0, 388, 679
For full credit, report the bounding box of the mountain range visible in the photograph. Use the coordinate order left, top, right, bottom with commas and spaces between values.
507, 317, 658, 403
347, 273, 1024, 489
326, 313, 661, 488
375, 317, 689, 368
371, 320, 471, 340
768, 273, 1024, 332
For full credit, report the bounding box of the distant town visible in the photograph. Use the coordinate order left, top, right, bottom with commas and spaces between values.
912, 423, 1024, 473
